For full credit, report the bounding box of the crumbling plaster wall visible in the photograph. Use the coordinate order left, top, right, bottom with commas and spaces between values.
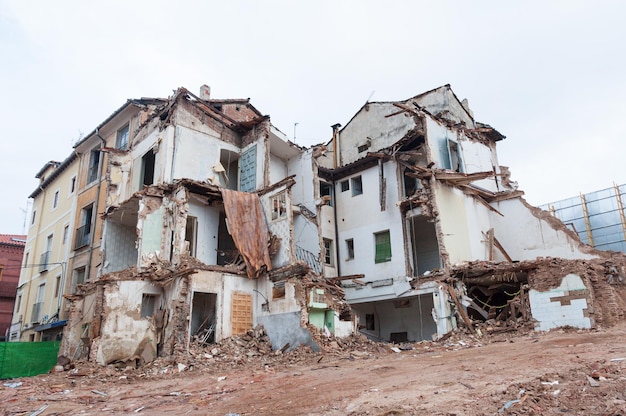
190, 271, 262, 341
411, 86, 475, 128
489, 198, 597, 261
261, 186, 293, 268
94, 281, 162, 365
289, 150, 319, 257
335, 102, 417, 166
101, 220, 137, 274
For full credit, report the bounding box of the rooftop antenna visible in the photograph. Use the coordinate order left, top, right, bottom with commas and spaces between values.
293, 122, 299, 142
366, 90, 375, 103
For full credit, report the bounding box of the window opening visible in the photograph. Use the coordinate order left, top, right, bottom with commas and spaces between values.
351, 176, 363, 196
320, 182, 333, 206
141, 151, 156, 187
52, 190, 59, 209
340, 180, 350, 192
141, 294, 158, 318
345, 239, 354, 260
271, 192, 287, 220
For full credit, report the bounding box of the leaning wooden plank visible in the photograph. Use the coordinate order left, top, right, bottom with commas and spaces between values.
446, 285, 476, 335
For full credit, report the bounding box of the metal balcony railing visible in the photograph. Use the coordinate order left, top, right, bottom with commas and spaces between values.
31, 302, 43, 324
39, 251, 51, 272
295, 245, 322, 275
74, 224, 91, 249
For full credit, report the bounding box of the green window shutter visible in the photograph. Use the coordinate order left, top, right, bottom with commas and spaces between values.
375, 231, 391, 263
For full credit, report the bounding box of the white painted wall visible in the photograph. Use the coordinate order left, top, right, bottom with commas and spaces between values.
490, 199, 597, 261
269, 153, 288, 186
529, 273, 592, 331
433, 183, 472, 264
188, 200, 220, 265
335, 163, 406, 281
172, 125, 223, 182
456, 134, 500, 192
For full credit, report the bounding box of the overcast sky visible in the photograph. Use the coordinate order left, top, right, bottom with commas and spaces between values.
1, 1, 625, 235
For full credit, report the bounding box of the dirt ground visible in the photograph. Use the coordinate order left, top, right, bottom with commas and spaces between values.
2, 323, 626, 416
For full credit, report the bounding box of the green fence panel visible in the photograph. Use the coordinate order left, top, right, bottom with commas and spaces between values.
0, 342, 60, 379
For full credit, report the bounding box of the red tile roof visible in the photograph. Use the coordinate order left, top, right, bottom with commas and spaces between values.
0, 234, 27, 247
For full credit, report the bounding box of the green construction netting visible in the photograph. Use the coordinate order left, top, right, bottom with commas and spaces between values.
0, 341, 60, 379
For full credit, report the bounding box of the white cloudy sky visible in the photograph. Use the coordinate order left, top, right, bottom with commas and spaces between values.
1, 1, 625, 234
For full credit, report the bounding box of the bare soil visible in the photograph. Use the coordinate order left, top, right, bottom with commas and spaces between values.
2, 323, 626, 416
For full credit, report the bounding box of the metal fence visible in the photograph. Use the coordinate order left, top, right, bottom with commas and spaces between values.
542, 183, 626, 252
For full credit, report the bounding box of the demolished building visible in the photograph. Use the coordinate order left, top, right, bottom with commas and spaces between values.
18, 83, 623, 366
60, 87, 352, 365
309, 84, 626, 342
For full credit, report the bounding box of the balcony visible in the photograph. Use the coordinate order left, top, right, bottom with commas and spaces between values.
74, 224, 91, 249
39, 251, 51, 272
31, 302, 43, 324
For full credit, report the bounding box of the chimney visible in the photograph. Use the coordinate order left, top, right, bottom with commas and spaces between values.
199, 84, 211, 100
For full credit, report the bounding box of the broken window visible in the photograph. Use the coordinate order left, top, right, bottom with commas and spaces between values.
271, 192, 287, 221
141, 150, 155, 187
185, 216, 197, 257
439, 137, 464, 172
323, 238, 334, 266
116, 123, 130, 150
320, 182, 333, 206
87, 148, 100, 183
345, 239, 354, 260
374, 230, 391, 263
403, 172, 421, 197
351, 176, 363, 196
141, 293, 159, 318
340, 180, 350, 192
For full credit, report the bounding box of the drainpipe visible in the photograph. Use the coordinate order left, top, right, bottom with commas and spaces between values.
84, 129, 107, 283
331, 124, 341, 169
330, 124, 342, 278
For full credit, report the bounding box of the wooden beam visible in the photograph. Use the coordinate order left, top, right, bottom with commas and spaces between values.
493, 236, 513, 262
328, 274, 365, 282
446, 285, 476, 335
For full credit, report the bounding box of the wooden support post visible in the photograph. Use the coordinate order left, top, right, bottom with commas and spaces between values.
580, 193, 594, 247
613, 183, 626, 243
446, 284, 475, 335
